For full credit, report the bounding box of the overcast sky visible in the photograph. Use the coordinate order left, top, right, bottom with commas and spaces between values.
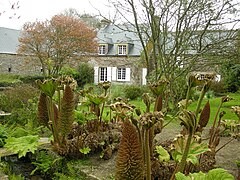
0, 0, 113, 29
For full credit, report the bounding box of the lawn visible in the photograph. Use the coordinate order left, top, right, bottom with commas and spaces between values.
188, 93, 239, 124
130, 92, 240, 125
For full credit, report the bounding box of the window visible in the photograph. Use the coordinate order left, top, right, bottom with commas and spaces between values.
117, 68, 126, 80
118, 45, 127, 55
99, 45, 107, 55
99, 67, 107, 82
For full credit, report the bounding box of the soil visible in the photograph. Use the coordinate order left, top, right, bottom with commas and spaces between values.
81, 124, 240, 179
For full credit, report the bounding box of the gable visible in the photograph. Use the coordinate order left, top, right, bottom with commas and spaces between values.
97, 24, 143, 56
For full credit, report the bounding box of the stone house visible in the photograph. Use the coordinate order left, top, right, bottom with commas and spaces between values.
0, 25, 147, 85
0, 27, 42, 75
89, 24, 147, 85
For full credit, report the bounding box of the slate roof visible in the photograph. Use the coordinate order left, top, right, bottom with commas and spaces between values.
0, 25, 143, 56
97, 24, 143, 56
0, 27, 20, 54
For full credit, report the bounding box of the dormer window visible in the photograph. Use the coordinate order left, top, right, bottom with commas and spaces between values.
118, 45, 127, 55
99, 44, 107, 55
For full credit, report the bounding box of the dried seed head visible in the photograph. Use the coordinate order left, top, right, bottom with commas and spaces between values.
149, 79, 169, 96
98, 81, 111, 91
139, 111, 164, 129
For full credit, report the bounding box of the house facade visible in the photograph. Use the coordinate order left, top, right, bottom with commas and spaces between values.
0, 25, 147, 85
88, 24, 147, 85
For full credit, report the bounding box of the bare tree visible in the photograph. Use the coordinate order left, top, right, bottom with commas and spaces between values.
106, 0, 240, 105
63, 8, 102, 30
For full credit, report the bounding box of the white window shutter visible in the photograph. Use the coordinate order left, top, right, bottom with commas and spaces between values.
125, 68, 131, 81
142, 68, 147, 85
112, 67, 117, 81
94, 67, 99, 84
107, 67, 112, 82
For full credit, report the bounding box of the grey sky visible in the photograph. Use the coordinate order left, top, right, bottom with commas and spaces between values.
0, 0, 112, 29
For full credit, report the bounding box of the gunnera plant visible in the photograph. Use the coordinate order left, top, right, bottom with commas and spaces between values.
59, 84, 75, 139
115, 119, 144, 180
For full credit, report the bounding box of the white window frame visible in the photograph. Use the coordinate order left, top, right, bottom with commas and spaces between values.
118, 44, 127, 55
99, 67, 107, 82
98, 44, 107, 55
117, 68, 126, 81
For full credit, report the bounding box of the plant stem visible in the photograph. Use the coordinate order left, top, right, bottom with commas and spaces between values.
99, 89, 107, 123
215, 137, 235, 153
209, 101, 223, 145
185, 85, 192, 109
195, 85, 206, 120
49, 98, 59, 144
179, 133, 192, 173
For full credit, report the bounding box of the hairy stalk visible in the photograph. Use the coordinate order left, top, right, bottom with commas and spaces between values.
99, 89, 107, 125
195, 85, 207, 120
48, 98, 59, 144
209, 101, 223, 144
185, 84, 192, 109
179, 133, 193, 173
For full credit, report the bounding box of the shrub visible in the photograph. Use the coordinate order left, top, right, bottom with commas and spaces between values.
0, 74, 22, 87
220, 61, 240, 93
0, 84, 39, 127
209, 80, 226, 95
19, 75, 45, 85
77, 63, 94, 87
110, 84, 126, 99
205, 90, 215, 99
0, 84, 39, 112
0, 124, 8, 147
59, 66, 79, 80
124, 85, 146, 100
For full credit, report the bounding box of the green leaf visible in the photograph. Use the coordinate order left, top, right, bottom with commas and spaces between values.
31, 151, 62, 175
189, 141, 209, 156
36, 79, 59, 98
155, 145, 170, 162
171, 135, 209, 165
176, 168, 234, 180
175, 172, 191, 180
85, 94, 107, 106
206, 168, 234, 180
80, 147, 91, 155
190, 171, 206, 180
187, 154, 199, 165
4, 135, 39, 158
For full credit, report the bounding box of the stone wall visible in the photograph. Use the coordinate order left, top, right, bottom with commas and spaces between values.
84, 55, 146, 85
0, 54, 42, 75
0, 53, 147, 85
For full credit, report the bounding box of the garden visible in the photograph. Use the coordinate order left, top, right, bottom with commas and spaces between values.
0, 71, 239, 180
